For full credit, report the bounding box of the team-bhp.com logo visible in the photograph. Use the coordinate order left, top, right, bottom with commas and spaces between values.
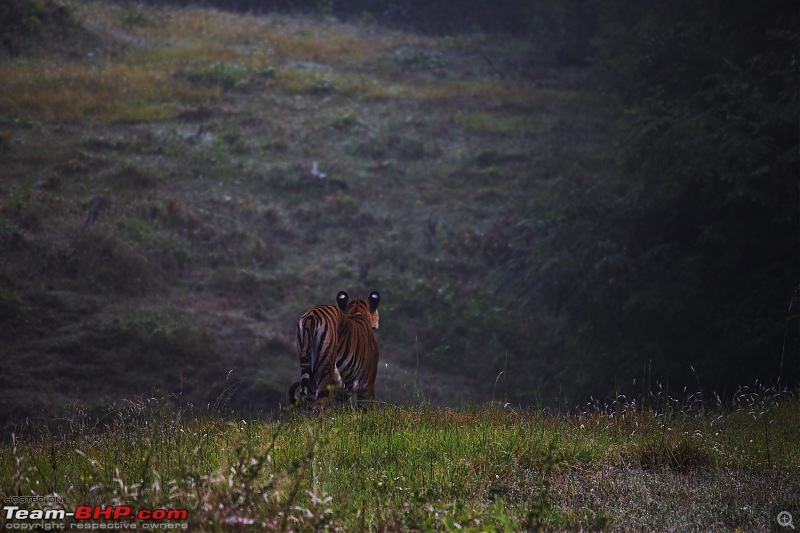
3, 496, 188, 530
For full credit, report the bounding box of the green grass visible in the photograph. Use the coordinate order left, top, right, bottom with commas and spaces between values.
1, 396, 798, 531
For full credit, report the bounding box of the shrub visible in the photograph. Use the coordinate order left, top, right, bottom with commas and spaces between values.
0, 0, 73, 55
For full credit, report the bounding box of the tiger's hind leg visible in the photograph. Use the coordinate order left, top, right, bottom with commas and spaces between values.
289, 379, 316, 409
288, 381, 300, 405
331, 365, 351, 405
349, 380, 374, 410
296, 315, 325, 411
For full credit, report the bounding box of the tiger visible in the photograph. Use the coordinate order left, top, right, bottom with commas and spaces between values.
290, 290, 381, 410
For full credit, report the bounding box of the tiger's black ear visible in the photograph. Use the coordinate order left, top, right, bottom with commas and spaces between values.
336, 291, 349, 311
368, 291, 380, 312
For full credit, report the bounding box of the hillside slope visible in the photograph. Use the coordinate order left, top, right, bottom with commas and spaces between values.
0, 2, 612, 422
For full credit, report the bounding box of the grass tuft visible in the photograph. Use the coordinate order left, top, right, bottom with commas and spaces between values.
633, 434, 717, 472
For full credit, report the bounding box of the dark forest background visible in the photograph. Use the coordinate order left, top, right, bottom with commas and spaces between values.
2, 0, 798, 411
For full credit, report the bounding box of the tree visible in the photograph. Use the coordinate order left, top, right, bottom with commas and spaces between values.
558, 0, 800, 394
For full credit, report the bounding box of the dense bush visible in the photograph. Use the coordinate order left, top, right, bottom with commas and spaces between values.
0, 0, 72, 55
516, 0, 799, 398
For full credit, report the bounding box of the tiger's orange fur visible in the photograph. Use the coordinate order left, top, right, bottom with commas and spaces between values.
291, 290, 380, 410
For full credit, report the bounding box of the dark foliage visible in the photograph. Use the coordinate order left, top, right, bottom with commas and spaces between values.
515, 0, 799, 399
129, 0, 531, 32
0, 0, 73, 55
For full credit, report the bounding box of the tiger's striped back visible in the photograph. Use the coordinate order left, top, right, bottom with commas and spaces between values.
291, 290, 380, 410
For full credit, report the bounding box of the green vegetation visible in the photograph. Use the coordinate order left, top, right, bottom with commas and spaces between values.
2, 393, 798, 531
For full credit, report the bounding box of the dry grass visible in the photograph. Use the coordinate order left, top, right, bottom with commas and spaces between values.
0, 61, 215, 122
412, 80, 540, 102
143, 8, 391, 64
0, 2, 544, 122
0, 3, 424, 122
271, 68, 399, 99
460, 111, 556, 136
